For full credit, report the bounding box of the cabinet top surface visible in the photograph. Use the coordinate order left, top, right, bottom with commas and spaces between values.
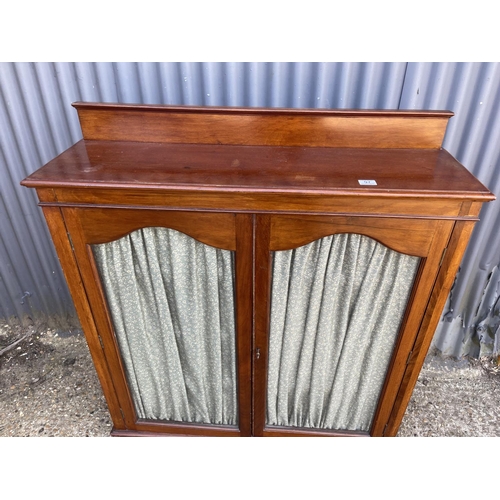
22, 139, 494, 200
21, 103, 494, 201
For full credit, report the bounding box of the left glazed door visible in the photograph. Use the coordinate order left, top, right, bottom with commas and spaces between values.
60, 207, 253, 436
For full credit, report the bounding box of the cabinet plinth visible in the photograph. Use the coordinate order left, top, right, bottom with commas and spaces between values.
22, 103, 495, 437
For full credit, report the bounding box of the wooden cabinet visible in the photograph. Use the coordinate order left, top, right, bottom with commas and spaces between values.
21, 103, 494, 437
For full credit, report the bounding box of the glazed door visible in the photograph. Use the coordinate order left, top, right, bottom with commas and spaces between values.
62, 207, 252, 436
253, 214, 454, 437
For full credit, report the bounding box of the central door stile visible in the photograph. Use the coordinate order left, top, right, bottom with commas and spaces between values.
253, 214, 272, 436
235, 214, 254, 436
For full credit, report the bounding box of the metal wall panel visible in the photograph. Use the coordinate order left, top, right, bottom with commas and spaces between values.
1, 62, 498, 358
0, 63, 78, 327
401, 62, 500, 357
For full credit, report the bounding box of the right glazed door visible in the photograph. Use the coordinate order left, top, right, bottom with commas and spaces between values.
253, 214, 455, 437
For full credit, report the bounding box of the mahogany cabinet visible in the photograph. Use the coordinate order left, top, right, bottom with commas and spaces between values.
21, 103, 494, 437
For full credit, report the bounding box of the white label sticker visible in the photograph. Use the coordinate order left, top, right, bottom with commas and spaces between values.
358, 180, 377, 186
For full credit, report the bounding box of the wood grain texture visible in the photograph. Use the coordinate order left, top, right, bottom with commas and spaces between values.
67, 207, 237, 250
234, 214, 253, 436
36, 188, 57, 203
113, 421, 241, 437
270, 215, 440, 256
46, 188, 470, 218
252, 215, 271, 436
73, 103, 452, 148
21, 140, 494, 202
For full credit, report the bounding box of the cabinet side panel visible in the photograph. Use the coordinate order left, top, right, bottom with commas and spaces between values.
40, 206, 126, 430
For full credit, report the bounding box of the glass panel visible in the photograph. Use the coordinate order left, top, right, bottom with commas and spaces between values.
92, 227, 238, 426
267, 233, 420, 432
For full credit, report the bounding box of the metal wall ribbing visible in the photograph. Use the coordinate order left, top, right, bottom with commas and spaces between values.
400, 62, 500, 357
1, 62, 498, 357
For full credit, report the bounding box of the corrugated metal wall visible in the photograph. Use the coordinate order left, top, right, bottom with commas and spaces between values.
1, 62, 498, 357
400, 62, 500, 358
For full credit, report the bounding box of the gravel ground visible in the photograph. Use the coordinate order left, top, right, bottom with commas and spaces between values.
0, 324, 112, 437
1, 322, 499, 437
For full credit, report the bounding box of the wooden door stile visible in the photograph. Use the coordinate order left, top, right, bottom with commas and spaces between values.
234, 214, 254, 436
252, 215, 272, 436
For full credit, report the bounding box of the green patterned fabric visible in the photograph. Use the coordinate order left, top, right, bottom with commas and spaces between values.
92, 227, 418, 433
92, 227, 238, 426
267, 233, 420, 432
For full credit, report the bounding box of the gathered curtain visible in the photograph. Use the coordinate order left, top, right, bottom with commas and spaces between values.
267, 233, 420, 432
92, 226, 419, 433
92, 227, 238, 426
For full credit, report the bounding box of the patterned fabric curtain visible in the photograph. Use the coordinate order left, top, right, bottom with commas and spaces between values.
92, 227, 238, 426
267, 233, 420, 432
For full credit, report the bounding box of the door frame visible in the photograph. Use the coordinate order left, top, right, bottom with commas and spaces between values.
61, 206, 253, 437
252, 214, 454, 437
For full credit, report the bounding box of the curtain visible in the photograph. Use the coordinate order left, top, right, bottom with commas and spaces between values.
92, 227, 238, 426
267, 233, 420, 432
